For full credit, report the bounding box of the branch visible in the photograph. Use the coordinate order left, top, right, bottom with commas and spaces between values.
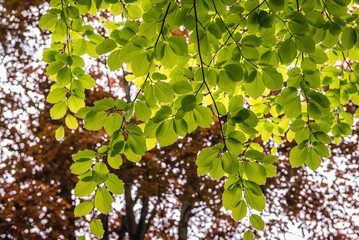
193, 0, 227, 150
143, 194, 162, 233
124, 182, 137, 235
137, 196, 149, 238
130, 2, 172, 104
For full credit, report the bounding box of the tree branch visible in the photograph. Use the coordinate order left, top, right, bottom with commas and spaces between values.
193, 0, 227, 150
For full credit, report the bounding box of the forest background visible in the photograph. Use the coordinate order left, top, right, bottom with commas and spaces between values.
0, 0, 359, 239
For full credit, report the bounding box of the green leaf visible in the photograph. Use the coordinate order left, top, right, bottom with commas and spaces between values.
290, 145, 308, 168
55, 126, 65, 140
105, 173, 124, 195
291, 119, 306, 132
111, 2, 123, 15
226, 131, 246, 154
295, 127, 310, 144
104, 113, 123, 136
262, 67, 283, 90
308, 48, 329, 64
263, 164, 277, 177
279, 39, 297, 64
245, 72, 265, 99
196, 144, 223, 168
306, 147, 321, 171
78, 74, 95, 89
314, 142, 330, 157
224, 64, 243, 82
73, 38, 87, 56
209, 158, 224, 180
104, 0, 118, 3
221, 152, 239, 175
245, 162, 267, 185
181, 95, 197, 112
74, 200, 93, 217
95, 0, 102, 10
218, 69, 236, 93
289, 12, 309, 34
96, 39, 117, 55
124, 143, 142, 163
111, 141, 124, 156
276, 87, 297, 105
222, 183, 242, 210
314, 131, 331, 144
174, 119, 188, 137
232, 200, 247, 221
47, 61, 64, 75
95, 187, 113, 214
154, 81, 174, 103
127, 5, 142, 19
243, 230, 254, 240
84, 111, 107, 131
153, 106, 172, 123
338, 122, 352, 136
108, 50, 123, 71
74, 180, 97, 197
161, 44, 178, 68
68, 95, 85, 113
307, 102, 321, 119
260, 155, 278, 164
285, 96, 301, 118
295, 35, 315, 53
341, 27, 357, 50
307, 91, 330, 108
245, 149, 265, 161
55, 20, 67, 36
167, 36, 188, 56
115, 99, 127, 110
135, 101, 152, 121
50, 101, 67, 120
72, 149, 98, 161
301, 57, 316, 74
152, 72, 167, 81
94, 98, 115, 111
156, 120, 178, 147
228, 95, 244, 112
193, 105, 213, 128
57, 67, 72, 86
208, 22, 222, 39
90, 219, 104, 238
71, 159, 93, 175
127, 125, 147, 155
131, 53, 151, 77
172, 81, 193, 94
93, 162, 109, 184
267, 0, 284, 12
245, 189, 265, 212
231, 107, 258, 127
241, 45, 259, 60
65, 115, 78, 130
47, 87, 67, 103
250, 214, 265, 230
107, 154, 122, 169
39, 13, 58, 29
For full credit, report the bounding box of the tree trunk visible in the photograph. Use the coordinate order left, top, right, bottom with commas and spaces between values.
101, 214, 109, 240
62, 186, 76, 240
178, 202, 193, 240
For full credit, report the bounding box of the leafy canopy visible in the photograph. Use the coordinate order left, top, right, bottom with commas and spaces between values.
41, 0, 359, 238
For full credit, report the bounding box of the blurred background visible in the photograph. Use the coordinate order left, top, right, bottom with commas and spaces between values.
1, 1, 359, 239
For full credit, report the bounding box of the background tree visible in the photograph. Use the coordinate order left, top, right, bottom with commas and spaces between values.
1, 0, 359, 239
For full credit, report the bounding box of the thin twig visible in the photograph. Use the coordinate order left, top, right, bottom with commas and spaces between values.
193, 0, 227, 150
